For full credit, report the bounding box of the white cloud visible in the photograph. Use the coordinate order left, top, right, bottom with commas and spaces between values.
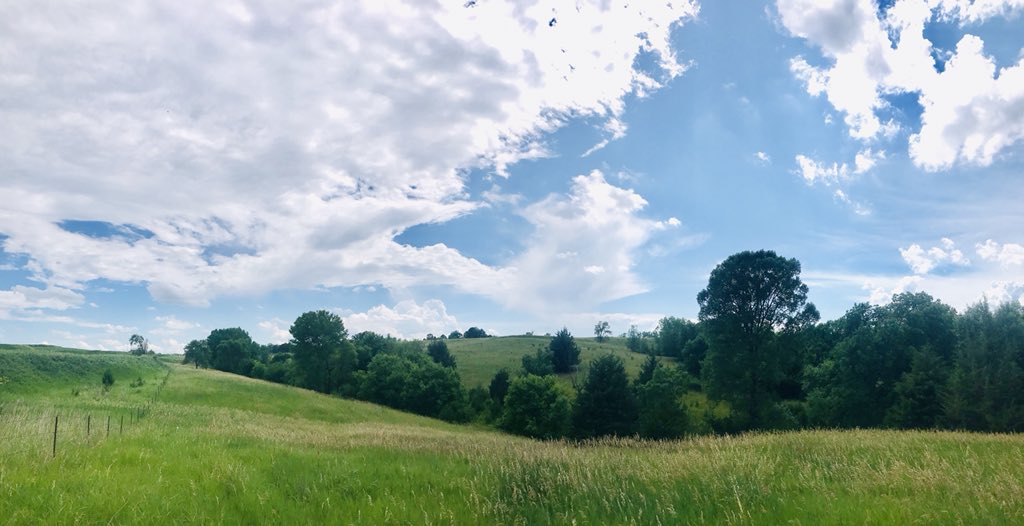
983, 281, 1024, 306
0, 285, 84, 317
795, 154, 850, 184
156, 315, 198, 332
0, 1, 697, 310
500, 170, 678, 311
755, 151, 772, 164
778, 0, 1024, 169
900, 237, 971, 274
854, 148, 885, 173
864, 275, 924, 304
343, 299, 459, 339
833, 189, 872, 216
976, 239, 1024, 266
258, 318, 292, 344
932, 0, 1024, 23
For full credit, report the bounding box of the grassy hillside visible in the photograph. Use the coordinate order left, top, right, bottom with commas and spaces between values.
446, 336, 671, 387
3, 346, 1024, 524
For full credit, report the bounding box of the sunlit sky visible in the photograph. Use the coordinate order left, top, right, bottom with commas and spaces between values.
1, 0, 1022, 351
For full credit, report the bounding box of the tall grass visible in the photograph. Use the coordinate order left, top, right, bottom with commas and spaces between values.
2, 348, 1023, 524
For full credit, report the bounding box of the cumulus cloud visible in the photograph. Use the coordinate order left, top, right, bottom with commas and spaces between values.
0, 1, 697, 312
900, 237, 971, 274
865, 275, 924, 304
501, 170, 681, 311
0, 285, 84, 315
342, 299, 459, 339
258, 318, 292, 344
778, 0, 1024, 169
976, 239, 1024, 266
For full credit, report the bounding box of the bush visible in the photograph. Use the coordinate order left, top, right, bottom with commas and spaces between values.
101, 369, 114, 389
500, 375, 571, 439
129, 377, 145, 388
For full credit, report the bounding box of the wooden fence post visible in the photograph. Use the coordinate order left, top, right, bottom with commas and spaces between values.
52, 414, 58, 457
87, 414, 91, 437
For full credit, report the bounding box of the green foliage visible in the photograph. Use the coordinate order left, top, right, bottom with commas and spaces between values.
500, 374, 571, 439
521, 346, 555, 376
593, 321, 611, 342
805, 293, 956, 429
549, 328, 580, 374
944, 301, 1024, 432
698, 250, 818, 429
289, 310, 355, 394
6, 346, 1024, 524
352, 331, 392, 370
488, 369, 510, 405
358, 353, 466, 421
182, 339, 210, 368
464, 327, 488, 339
128, 333, 150, 356
448, 330, 462, 339
427, 339, 456, 368
654, 317, 698, 358
572, 355, 637, 438
636, 365, 689, 439
625, 325, 646, 354
635, 352, 659, 386
679, 335, 707, 377
207, 327, 257, 374
101, 369, 114, 388
885, 347, 948, 429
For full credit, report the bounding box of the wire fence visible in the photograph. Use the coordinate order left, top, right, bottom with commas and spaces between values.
0, 362, 171, 460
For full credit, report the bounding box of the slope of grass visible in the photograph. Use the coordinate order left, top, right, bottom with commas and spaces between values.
446, 336, 670, 387
3, 345, 1024, 525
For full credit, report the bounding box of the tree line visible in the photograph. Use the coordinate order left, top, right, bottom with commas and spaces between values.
178, 249, 1024, 439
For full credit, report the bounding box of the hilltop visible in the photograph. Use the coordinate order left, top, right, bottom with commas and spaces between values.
445, 335, 666, 387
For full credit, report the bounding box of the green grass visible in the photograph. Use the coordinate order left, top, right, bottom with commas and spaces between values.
3, 345, 1024, 524
447, 336, 671, 387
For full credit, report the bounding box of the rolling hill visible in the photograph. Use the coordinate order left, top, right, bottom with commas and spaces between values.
2, 345, 1023, 524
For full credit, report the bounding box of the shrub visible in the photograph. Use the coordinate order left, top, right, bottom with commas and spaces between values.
101, 369, 115, 389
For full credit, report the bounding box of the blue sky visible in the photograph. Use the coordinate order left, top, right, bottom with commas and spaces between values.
1, 0, 1022, 351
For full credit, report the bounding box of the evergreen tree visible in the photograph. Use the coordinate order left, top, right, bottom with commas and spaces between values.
571, 354, 638, 438
549, 327, 581, 374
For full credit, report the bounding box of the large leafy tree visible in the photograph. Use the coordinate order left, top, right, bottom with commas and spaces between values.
593, 321, 611, 342
290, 310, 355, 394
128, 334, 150, 356
572, 354, 637, 438
500, 375, 571, 439
697, 250, 818, 429
207, 327, 256, 374
182, 339, 210, 368
804, 292, 957, 429
549, 327, 581, 374
655, 317, 698, 358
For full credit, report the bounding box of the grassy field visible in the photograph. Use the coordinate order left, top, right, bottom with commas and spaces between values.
446, 336, 670, 387
3, 346, 1024, 524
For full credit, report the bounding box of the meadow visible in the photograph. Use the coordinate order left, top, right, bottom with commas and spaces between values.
2, 346, 1024, 525
445, 336, 669, 387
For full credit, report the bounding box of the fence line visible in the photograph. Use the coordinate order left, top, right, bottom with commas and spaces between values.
1, 357, 173, 459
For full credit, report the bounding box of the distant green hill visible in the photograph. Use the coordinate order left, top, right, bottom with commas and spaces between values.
3, 344, 1023, 524
446, 335, 671, 387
